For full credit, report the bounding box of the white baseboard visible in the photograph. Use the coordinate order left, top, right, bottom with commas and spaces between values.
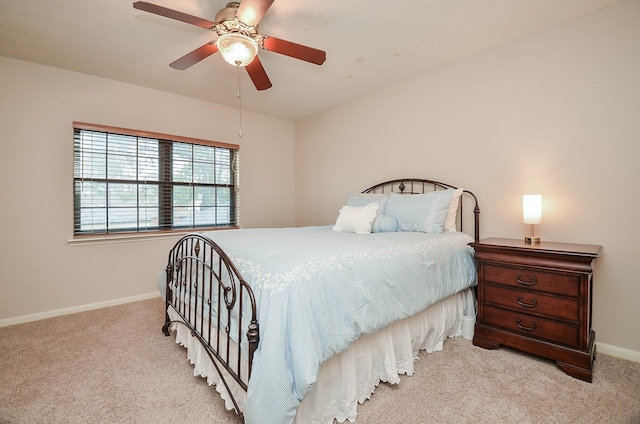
596, 342, 640, 363
0, 292, 161, 328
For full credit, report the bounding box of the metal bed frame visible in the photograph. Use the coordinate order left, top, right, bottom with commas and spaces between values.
161, 178, 480, 422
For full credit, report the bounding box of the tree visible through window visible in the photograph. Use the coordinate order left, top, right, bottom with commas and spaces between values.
73, 122, 239, 235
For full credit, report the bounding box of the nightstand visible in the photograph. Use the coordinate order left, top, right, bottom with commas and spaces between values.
469, 237, 603, 382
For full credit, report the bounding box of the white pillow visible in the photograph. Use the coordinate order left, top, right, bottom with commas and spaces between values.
444, 188, 464, 232
332, 202, 378, 234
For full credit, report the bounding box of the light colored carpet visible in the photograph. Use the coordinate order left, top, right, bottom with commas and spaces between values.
1, 297, 639, 424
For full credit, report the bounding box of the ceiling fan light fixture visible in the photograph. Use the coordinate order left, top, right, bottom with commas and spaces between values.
217, 33, 258, 67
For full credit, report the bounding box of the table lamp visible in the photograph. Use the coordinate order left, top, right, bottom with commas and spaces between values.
523, 194, 541, 243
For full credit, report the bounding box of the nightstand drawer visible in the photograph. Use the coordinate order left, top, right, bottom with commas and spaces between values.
483, 264, 579, 297
484, 284, 579, 322
483, 306, 579, 348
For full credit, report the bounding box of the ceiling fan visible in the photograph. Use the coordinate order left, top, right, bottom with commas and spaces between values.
133, 1, 327, 91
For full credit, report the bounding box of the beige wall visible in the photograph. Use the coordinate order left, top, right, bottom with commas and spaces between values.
294, 1, 640, 355
0, 57, 295, 322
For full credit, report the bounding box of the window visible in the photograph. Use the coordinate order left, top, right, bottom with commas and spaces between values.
73, 122, 239, 235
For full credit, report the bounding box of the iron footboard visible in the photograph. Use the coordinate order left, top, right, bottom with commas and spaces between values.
161, 233, 259, 421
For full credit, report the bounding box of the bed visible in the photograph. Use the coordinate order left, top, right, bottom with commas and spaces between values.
158, 178, 480, 424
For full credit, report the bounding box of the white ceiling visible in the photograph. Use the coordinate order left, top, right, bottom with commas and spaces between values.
0, 0, 623, 122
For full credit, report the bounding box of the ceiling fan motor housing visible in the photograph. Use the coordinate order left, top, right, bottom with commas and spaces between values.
215, 2, 240, 24
215, 1, 260, 40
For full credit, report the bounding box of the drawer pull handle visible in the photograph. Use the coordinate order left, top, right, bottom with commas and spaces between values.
516, 319, 537, 331
517, 296, 538, 308
516, 274, 537, 286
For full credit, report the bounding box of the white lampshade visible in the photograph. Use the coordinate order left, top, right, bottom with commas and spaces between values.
523, 195, 542, 224
216, 33, 258, 67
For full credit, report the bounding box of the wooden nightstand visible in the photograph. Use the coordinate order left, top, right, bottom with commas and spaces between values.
469, 238, 603, 382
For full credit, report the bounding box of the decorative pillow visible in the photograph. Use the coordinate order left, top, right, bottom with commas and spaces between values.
371, 214, 398, 233
332, 202, 378, 234
347, 193, 390, 216
444, 188, 464, 232
385, 190, 453, 233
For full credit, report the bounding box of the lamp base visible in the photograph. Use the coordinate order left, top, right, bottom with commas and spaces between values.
525, 236, 540, 244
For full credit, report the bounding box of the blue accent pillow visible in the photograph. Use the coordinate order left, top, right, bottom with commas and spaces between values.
385, 190, 453, 233
371, 215, 398, 233
347, 193, 390, 216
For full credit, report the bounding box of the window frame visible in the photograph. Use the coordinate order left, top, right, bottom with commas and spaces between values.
72, 122, 239, 239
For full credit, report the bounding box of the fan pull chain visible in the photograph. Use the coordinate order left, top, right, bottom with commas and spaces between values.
237, 67, 243, 138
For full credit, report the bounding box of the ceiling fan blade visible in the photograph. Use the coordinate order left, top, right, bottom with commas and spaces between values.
133, 1, 215, 29
245, 56, 272, 91
169, 42, 219, 70
236, 0, 275, 27
262, 37, 326, 65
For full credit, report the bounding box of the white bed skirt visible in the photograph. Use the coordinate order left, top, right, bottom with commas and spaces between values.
168, 288, 476, 424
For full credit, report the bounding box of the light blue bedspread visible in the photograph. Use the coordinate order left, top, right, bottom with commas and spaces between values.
160, 226, 477, 424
